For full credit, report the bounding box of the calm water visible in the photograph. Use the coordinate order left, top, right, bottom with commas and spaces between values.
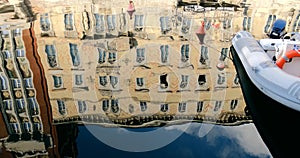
2, 0, 298, 157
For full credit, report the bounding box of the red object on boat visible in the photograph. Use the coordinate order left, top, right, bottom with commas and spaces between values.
276, 49, 300, 69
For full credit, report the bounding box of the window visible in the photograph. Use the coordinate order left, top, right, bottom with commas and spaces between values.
200, 46, 208, 64
160, 74, 168, 89
180, 75, 188, 89
28, 97, 39, 115
102, 99, 109, 112
140, 101, 147, 112
4, 100, 12, 110
34, 123, 42, 131
78, 100, 87, 113
223, 19, 232, 29
23, 122, 31, 132
57, 100, 66, 115
111, 99, 119, 113
160, 16, 171, 34
107, 15, 116, 31
243, 16, 252, 31
160, 45, 169, 64
181, 44, 189, 62
198, 75, 206, 86
14, 28, 21, 36
52, 75, 63, 88
214, 101, 222, 112
16, 99, 25, 113
197, 101, 204, 112
94, 14, 105, 33
161, 104, 168, 112
134, 15, 144, 31
108, 52, 116, 64
0, 75, 8, 90
264, 15, 276, 33
219, 48, 228, 61
230, 99, 238, 110
181, 17, 191, 34
10, 123, 20, 134
98, 48, 106, 64
64, 13, 74, 31
110, 76, 118, 89
217, 73, 226, 85
12, 79, 21, 89
136, 77, 144, 87
69, 43, 80, 66
178, 102, 186, 113
136, 48, 145, 63
75, 74, 83, 86
40, 13, 51, 31
99, 76, 107, 86
45, 44, 57, 68
16, 49, 25, 57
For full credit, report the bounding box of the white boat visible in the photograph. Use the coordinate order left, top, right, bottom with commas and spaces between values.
230, 31, 300, 157
231, 31, 300, 112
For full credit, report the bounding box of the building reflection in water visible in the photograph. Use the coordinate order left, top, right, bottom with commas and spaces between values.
0, 0, 298, 157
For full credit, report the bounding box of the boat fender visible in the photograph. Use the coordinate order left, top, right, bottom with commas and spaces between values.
276, 49, 300, 68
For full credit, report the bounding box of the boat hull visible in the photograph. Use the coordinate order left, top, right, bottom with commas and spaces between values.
230, 46, 300, 158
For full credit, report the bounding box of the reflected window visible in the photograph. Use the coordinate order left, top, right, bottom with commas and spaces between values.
4, 50, 12, 59
102, 99, 109, 112
136, 48, 145, 63
14, 28, 21, 36
160, 74, 168, 89
57, 100, 66, 115
181, 44, 189, 62
160, 45, 169, 64
243, 16, 252, 31
204, 18, 211, 30
219, 48, 228, 61
12, 79, 21, 89
134, 14, 144, 31
136, 77, 144, 87
223, 19, 232, 29
129, 104, 134, 113
78, 100, 87, 113
4, 100, 12, 110
75, 74, 83, 86
10, 123, 20, 134
98, 48, 106, 64
110, 76, 118, 89
107, 15, 116, 31
0, 75, 8, 90
293, 13, 300, 32
108, 52, 116, 64
111, 99, 119, 113
160, 16, 171, 34
94, 14, 105, 33
180, 75, 188, 89
16, 49, 25, 57
230, 99, 238, 110
52, 75, 63, 88
178, 102, 186, 113
214, 101, 222, 112
197, 101, 204, 112
34, 123, 42, 131
45, 44, 57, 68
198, 74, 206, 86
181, 17, 191, 34
24, 78, 33, 88
64, 13, 74, 31
28, 97, 39, 115
217, 73, 226, 85
200, 46, 208, 64
23, 122, 31, 132
16, 99, 25, 113
140, 101, 147, 112
264, 14, 276, 33
233, 74, 239, 85
161, 104, 168, 112
40, 13, 51, 31
99, 76, 107, 86
69, 43, 80, 66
